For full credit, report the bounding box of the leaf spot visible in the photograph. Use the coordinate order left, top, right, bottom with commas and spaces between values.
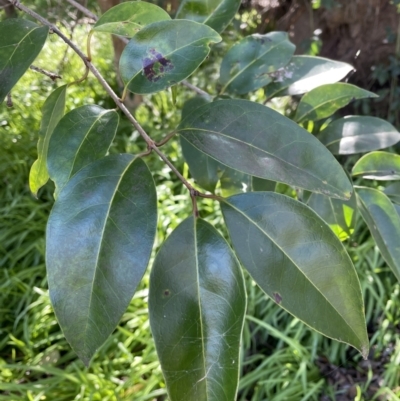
163, 289, 171, 297
273, 292, 282, 304
142, 48, 174, 82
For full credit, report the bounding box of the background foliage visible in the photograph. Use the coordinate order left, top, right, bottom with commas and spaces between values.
1, 1, 400, 400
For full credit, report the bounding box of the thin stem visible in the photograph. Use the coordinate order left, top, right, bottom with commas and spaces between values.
181, 80, 211, 100
30, 65, 62, 81
65, 0, 97, 20
86, 30, 94, 61
155, 131, 177, 147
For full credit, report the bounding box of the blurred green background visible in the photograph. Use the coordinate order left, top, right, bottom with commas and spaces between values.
1, 1, 400, 400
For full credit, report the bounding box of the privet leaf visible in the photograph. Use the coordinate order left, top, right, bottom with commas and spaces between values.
175, 0, 241, 33
219, 32, 295, 95
47, 105, 119, 197
29, 85, 67, 196
295, 83, 378, 123
149, 217, 246, 401
356, 187, 400, 282
307, 191, 357, 241
120, 20, 221, 94
93, 1, 170, 37
318, 116, 400, 155
221, 192, 368, 357
178, 99, 353, 199
352, 151, 400, 180
264, 56, 353, 98
47, 154, 157, 365
0, 19, 49, 103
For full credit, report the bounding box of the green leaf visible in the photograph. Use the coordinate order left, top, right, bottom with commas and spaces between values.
219, 168, 252, 197
175, 0, 241, 33
120, 20, 221, 94
29, 85, 67, 197
295, 83, 378, 123
307, 191, 357, 241
264, 56, 354, 98
318, 116, 400, 155
352, 151, 400, 180
46, 154, 157, 365
178, 99, 353, 199
356, 187, 400, 282
251, 177, 276, 192
0, 19, 49, 103
47, 105, 119, 197
221, 192, 368, 357
149, 217, 246, 401
384, 182, 400, 204
219, 32, 295, 95
92, 1, 170, 37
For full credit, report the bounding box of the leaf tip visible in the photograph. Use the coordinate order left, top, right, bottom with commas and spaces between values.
361, 344, 369, 361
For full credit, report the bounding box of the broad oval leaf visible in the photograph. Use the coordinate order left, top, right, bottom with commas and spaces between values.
307, 191, 357, 241
175, 0, 241, 33
264, 56, 354, 99
93, 2, 170, 37
219, 32, 295, 95
384, 182, 400, 204
29, 85, 67, 197
221, 192, 368, 357
0, 19, 49, 103
318, 116, 400, 155
178, 99, 353, 199
295, 83, 378, 123
47, 154, 157, 365
120, 20, 221, 94
47, 105, 119, 197
149, 217, 246, 401
352, 151, 400, 180
356, 187, 400, 282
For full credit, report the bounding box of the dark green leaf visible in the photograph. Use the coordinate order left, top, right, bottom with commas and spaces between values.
47, 105, 119, 197
318, 116, 400, 155
264, 56, 353, 98
352, 151, 400, 180
149, 217, 246, 401
251, 177, 276, 192
47, 154, 157, 365
93, 1, 170, 37
295, 83, 378, 123
219, 32, 295, 95
178, 99, 353, 199
120, 20, 221, 94
0, 19, 49, 103
307, 191, 357, 241
221, 192, 368, 357
175, 0, 241, 33
29, 85, 67, 197
384, 182, 400, 204
356, 187, 400, 282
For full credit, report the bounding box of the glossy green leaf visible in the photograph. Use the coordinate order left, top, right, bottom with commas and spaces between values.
0, 19, 49, 103
219, 32, 295, 95
295, 83, 378, 123
307, 191, 357, 241
149, 217, 246, 401
93, 1, 170, 37
47, 105, 119, 197
352, 151, 400, 180
318, 116, 400, 155
180, 97, 221, 192
264, 56, 353, 99
29, 85, 67, 197
221, 192, 368, 357
251, 177, 276, 192
175, 0, 241, 33
120, 20, 221, 94
178, 99, 353, 199
356, 187, 400, 282
384, 182, 400, 204
46, 154, 157, 365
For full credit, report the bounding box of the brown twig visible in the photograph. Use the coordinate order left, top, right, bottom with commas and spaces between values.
8, 0, 212, 216
6, 92, 13, 108
30, 65, 62, 81
65, 0, 96, 20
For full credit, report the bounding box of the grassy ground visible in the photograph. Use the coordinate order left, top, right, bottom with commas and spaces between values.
1, 17, 400, 401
